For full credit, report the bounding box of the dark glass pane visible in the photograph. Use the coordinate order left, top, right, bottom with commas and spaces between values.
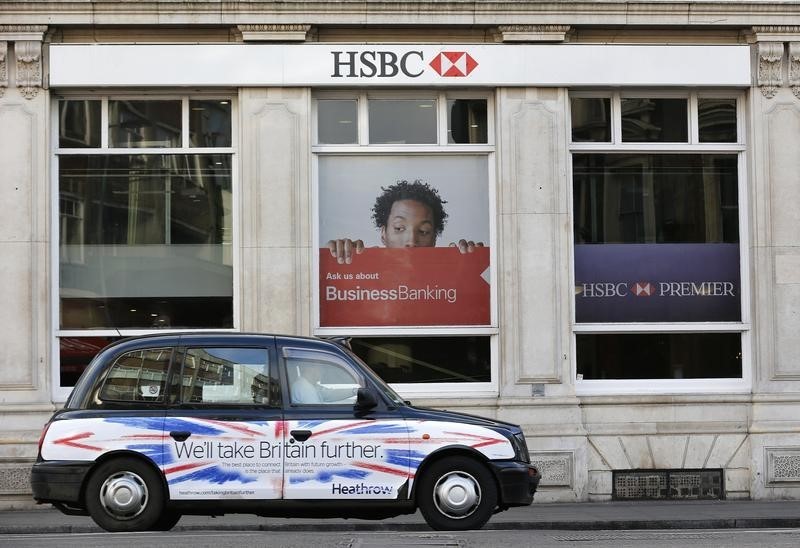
189, 100, 232, 147
100, 348, 172, 402
447, 99, 488, 143
318, 99, 358, 144
59, 100, 101, 148
179, 348, 275, 405
61, 297, 233, 329
576, 333, 742, 379
698, 98, 737, 143
59, 336, 121, 387
621, 98, 688, 142
573, 154, 739, 244
369, 99, 436, 144
59, 154, 233, 329
109, 100, 181, 148
571, 97, 611, 142
349, 336, 490, 383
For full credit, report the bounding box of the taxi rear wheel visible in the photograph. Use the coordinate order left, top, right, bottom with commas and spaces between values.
417, 456, 498, 531
85, 457, 165, 532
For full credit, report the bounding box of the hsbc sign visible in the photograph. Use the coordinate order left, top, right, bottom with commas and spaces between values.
331, 50, 479, 79
49, 44, 750, 88
574, 243, 742, 323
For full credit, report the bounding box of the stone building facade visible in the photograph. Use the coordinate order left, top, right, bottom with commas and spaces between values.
2, 1, 800, 508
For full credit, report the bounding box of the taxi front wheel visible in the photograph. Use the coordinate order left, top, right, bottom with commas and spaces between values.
417, 456, 498, 530
85, 457, 165, 532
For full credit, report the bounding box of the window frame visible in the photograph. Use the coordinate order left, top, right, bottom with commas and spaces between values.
50, 91, 240, 402
568, 90, 751, 395
311, 90, 499, 399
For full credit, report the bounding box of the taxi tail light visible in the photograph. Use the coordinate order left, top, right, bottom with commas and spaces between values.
37, 421, 52, 457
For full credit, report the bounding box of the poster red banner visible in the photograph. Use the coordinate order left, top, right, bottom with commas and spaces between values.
319, 247, 490, 327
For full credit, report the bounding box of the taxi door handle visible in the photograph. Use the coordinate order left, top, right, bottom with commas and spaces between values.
290, 430, 312, 442
170, 431, 191, 442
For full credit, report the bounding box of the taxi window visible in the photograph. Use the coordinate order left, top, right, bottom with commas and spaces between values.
283, 348, 364, 406
178, 347, 278, 406
99, 348, 172, 403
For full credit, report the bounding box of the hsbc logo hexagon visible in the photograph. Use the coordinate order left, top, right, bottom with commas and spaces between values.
429, 52, 479, 77
630, 282, 655, 297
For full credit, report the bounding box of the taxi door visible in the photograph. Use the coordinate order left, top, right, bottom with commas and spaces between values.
163, 339, 284, 501
279, 344, 411, 501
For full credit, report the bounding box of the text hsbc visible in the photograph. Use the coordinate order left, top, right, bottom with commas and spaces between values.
579, 282, 736, 298
331, 51, 424, 78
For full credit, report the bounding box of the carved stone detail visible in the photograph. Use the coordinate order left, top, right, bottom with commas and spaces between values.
0, 25, 47, 42
0, 42, 7, 98
238, 24, 311, 42
14, 41, 41, 99
758, 42, 784, 98
789, 43, 800, 99
530, 452, 573, 487
766, 447, 800, 484
495, 25, 571, 42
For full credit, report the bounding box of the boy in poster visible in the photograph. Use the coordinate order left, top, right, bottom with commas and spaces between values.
326, 180, 483, 264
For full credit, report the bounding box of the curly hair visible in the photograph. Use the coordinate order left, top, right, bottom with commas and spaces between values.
371, 180, 448, 236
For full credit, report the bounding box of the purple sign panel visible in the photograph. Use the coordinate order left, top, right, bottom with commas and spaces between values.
575, 243, 741, 323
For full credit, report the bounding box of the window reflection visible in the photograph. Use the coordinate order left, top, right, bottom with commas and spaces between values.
349, 337, 490, 383
318, 99, 358, 144
190, 100, 232, 147
621, 98, 688, 142
368, 99, 437, 144
109, 100, 181, 148
577, 333, 742, 379
58, 154, 233, 329
571, 97, 611, 142
447, 99, 487, 144
698, 98, 737, 143
573, 154, 739, 244
59, 100, 101, 148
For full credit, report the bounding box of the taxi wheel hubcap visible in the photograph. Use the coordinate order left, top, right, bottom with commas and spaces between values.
432, 470, 481, 519
99, 471, 149, 520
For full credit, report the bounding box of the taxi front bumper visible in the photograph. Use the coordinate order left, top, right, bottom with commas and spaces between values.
489, 460, 541, 507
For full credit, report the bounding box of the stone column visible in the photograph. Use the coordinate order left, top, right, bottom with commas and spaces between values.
0, 25, 54, 507
746, 26, 800, 499
238, 88, 312, 335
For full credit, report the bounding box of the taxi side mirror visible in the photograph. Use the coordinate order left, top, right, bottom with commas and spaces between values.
354, 387, 379, 411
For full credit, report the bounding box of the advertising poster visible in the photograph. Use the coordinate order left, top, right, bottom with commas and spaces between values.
574, 243, 741, 323
318, 155, 490, 327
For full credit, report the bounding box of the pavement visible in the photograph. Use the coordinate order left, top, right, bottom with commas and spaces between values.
1, 499, 799, 534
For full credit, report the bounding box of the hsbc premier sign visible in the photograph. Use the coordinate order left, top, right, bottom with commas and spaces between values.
330, 50, 479, 78
49, 44, 751, 88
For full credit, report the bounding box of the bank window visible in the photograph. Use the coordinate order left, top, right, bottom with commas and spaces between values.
315, 92, 489, 146
570, 91, 747, 389
54, 95, 236, 396
313, 91, 496, 397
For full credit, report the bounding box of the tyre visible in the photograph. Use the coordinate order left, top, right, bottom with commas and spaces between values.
85, 457, 165, 532
417, 456, 498, 531
151, 509, 182, 531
